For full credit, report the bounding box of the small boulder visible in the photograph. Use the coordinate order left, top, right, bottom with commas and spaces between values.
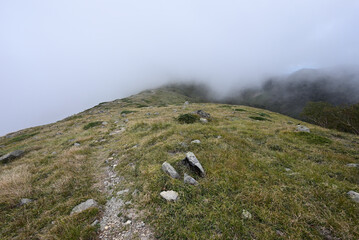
347, 191, 359, 203
195, 110, 211, 119
0, 150, 25, 164
184, 173, 199, 186
20, 198, 32, 206
183, 152, 205, 177
296, 125, 310, 133
200, 118, 208, 123
160, 190, 178, 201
70, 199, 98, 215
102, 121, 108, 126
346, 163, 359, 168
162, 162, 180, 179
74, 142, 80, 147
191, 140, 201, 144
241, 209, 252, 219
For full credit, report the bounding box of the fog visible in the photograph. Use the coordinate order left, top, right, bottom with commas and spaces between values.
1, 1, 359, 136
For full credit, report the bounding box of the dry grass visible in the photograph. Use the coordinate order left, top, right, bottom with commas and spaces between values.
0, 165, 31, 204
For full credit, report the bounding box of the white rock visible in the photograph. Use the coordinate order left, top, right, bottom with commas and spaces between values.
241, 209, 252, 219
347, 191, 359, 203
346, 163, 359, 168
160, 190, 178, 201
117, 189, 130, 195
19, 198, 32, 205
70, 199, 98, 215
74, 142, 80, 147
296, 125, 310, 133
200, 118, 208, 123
102, 121, 108, 125
184, 152, 205, 177
191, 140, 201, 144
124, 220, 132, 225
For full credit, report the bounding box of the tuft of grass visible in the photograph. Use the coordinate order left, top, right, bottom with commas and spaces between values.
0, 165, 31, 204
177, 113, 200, 124
258, 112, 271, 118
121, 110, 135, 114
234, 108, 246, 112
83, 121, 102, 130
291, 132, 332, 145
5, 132, 39, 145
136, 104, 148, 108
249, 116, 270, 121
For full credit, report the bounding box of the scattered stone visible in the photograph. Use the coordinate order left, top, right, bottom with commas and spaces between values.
276, 230, 285, 237
241, 209, 252, 219
91, 220, 99, 226
132, 189, 140, 197
160, 190, 179, 201
117, 189, 130, 195
109, 128, 125, 135
108, 157, 114, 160
74, 142, 80, 147
68, 139, 75, 143
124, 220, 132, 225
200, 118, 208, 123
19, 198, 32, 206
346, 163, 359, 168
162, 162, 180, 179
296, 124, 310, 133
102, 121, 108, 125
114, 120, 119, 124
217, 135, 222, 139
183, 101, 189, 109
284, 168, 292, 172
0, 150, 25, 164
154, 112, 159, 115
125, 201, 132, 205
183, 152, 205, 177
347, 191, 359, 203
195, 110, 211, 119
184, 173, 199, 186
121, 113, 126, 117
51, 151, 57, 155
173, 109, 177, 113
191, 140, 201, 144
70, 199, 98, 215
145, 113, 151, 116
124, 118, 129, 123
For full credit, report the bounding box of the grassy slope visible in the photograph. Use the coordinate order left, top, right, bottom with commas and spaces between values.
1, 88, 359, 239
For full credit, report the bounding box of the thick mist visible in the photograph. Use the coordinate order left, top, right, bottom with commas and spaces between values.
1, 1, 359, 135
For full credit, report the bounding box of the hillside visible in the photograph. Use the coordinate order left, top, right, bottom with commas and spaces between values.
224, 67, 359, 119
1, 87, 359, 239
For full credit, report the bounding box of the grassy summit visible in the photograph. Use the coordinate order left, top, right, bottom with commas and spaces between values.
0, 88, 359, 239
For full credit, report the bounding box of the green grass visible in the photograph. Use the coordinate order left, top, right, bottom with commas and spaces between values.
177, 113, 200, 124
249, 116, 270, 121
120, 110, 136, 114
83, 121, 102, 130
5, 132, 39, 145
1, 87, 359, 240
235, 108, 246, 112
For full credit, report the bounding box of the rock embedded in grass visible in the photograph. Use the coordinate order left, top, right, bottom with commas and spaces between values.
19, 198, 32, 206
346, 163, 359, 168
296, 124, 310, 133
200, 118, 208, 123
70, 199, 98, 215
0, 150, 25, 164
183, 152, 205, 177
184, 173, 199, 186
241, 209, 252, 219
191, 140, 201, 144
162, 162, 180, 179
347, 191, 359, 203
160, 190, 178, 201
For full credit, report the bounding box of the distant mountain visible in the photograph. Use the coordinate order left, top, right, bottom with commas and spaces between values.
224, 66, 359, 118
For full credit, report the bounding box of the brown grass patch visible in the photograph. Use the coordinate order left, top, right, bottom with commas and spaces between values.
0, 165, 32, 204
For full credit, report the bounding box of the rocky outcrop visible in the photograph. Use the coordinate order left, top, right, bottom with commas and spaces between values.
0, 150, 24, 164
347, 191, 359, 203
182, 152, 205, 177
296, 125, 310, 133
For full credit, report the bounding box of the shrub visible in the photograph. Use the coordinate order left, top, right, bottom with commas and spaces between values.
249, 116, 269, 121
83, 121, 102, 130
234, 108, 246, 112
177, 114, 200, 124
121, 110, 135, 114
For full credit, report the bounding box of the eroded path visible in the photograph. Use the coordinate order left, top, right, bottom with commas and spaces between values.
98, 156, 154, 240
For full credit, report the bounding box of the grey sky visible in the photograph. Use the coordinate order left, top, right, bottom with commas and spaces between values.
1, 1, 359, 136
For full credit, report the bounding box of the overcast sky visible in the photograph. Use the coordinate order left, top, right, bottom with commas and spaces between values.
1, 1, 359, 136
